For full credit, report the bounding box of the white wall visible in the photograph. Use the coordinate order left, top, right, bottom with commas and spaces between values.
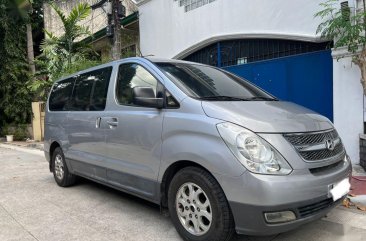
138, 0, 363, 164
333, 47, 364, 164
138, 0, 327, 58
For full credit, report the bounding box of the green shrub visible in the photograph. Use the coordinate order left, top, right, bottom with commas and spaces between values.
2, 125, 15, 136
2, 124, 30, 140
14, 124, 29, 141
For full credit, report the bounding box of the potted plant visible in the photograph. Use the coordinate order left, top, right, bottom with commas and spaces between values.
3, 125, 15, 142
6, 134, 14, 142
315, 0, 366, 170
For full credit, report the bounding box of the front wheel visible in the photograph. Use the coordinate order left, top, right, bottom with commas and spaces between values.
168, 167, 235, 241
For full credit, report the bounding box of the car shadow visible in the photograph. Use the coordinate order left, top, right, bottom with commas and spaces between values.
72, 177, 352, 241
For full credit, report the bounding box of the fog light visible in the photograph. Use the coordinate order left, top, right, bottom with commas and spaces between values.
264, 211, 296, 224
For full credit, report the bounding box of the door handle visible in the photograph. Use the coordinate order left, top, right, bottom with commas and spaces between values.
107, 118, 118, 127
95, 117, 101, 128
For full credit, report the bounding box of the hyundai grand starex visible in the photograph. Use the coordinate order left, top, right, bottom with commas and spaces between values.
44, 57, 352, 241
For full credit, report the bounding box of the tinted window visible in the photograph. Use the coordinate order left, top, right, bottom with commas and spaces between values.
166, 90, 179, 108
70, 67, 112, 111
156, 62, 275, 101
116, 63, 158, 106
49, 78, 75, 111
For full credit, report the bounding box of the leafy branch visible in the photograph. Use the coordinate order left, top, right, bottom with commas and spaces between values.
316, 0, 366, 94
30, 2, 102, 100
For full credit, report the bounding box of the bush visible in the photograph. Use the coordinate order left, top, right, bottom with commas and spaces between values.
14, 124, 29, 141
1, 125, 14, 136
1, 124, 30, 141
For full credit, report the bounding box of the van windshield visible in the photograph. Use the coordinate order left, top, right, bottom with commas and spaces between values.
155, 62, 277, 101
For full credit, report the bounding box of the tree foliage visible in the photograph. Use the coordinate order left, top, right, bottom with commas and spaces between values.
40, 3, 95, 78
0, 0, 33, 125
316, 0, 366, 94
31, 2, 101, 99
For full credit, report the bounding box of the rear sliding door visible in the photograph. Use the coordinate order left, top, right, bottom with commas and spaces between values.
66, 67, 112, 181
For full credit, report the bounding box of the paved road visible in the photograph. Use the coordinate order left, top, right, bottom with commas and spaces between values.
0, 145, 366, 241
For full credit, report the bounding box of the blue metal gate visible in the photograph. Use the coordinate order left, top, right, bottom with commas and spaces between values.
223, 50, 333, 121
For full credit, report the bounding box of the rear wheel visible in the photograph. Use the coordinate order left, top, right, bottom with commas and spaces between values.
52, 147, 76, 187
168, 167, 235, 241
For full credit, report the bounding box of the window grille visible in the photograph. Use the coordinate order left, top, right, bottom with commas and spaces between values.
174, 0, 216, 12
184, 39, 331, 67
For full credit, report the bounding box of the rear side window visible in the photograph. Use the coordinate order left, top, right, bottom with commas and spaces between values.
70, 67, 112, 111
49, 78, 75, 111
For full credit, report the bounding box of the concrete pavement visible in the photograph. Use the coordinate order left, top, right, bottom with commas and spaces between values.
0, 145, 365, 241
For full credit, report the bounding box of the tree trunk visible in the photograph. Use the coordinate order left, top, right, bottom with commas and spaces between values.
26, 23, 36, 75
111, 0, 122, 60
353, 49, 366, 95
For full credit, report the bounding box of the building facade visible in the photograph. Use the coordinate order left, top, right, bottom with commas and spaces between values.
137, 0, 328, 58
43, 0, 140, 60
136, 0, 364, 164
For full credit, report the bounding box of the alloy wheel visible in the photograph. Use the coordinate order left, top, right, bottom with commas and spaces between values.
175, 182, 212, 236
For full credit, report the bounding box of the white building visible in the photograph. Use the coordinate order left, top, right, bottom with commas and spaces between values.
136, 0, 329, 58
44, 0, 140, 60
136, 0, 364, 164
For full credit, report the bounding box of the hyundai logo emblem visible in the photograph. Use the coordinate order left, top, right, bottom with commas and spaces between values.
325, 139, 335, 151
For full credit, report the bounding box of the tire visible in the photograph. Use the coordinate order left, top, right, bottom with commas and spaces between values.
168, 167, 235, 241
52, 147, 76, 187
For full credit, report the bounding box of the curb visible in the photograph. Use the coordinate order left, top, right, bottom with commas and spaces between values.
0, 142, 43, 151
0, 143, 44, 157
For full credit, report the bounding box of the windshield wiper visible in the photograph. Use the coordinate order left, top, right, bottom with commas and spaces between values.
244, 96, 278, 101
200, 96, 249, 101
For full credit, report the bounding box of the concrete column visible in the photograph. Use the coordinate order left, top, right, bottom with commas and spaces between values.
32, 102, 45, 141
332, 47, 364, 164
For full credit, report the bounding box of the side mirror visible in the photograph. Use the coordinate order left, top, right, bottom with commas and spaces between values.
132, 86, 164, 109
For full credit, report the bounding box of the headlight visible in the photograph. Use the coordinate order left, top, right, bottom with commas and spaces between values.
217, 122, 292, 175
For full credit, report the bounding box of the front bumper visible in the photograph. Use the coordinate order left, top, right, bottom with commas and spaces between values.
230, 194, 345, 235
216, 156, 352, 236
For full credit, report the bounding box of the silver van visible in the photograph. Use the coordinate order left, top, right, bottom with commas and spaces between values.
45, 57, 352, 241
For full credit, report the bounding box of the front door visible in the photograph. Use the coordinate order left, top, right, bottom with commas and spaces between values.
104, 62, 164, 200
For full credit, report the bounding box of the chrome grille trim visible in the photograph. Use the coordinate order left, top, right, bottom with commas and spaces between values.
284, 129, 338, 146
283, 129, 345, 162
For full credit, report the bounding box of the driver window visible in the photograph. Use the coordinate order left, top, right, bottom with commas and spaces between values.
116, 63, 158, 106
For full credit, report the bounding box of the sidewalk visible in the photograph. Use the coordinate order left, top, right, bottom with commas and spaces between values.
0, 141, 44, 151
353, 164, 366, 176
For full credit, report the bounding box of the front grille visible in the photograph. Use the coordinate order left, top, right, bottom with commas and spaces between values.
298, 198, 334, 218
300, 142, 344, 161
284, 129, 345, 162
284, 129, 338, 146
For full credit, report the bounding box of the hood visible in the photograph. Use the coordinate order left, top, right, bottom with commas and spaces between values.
201, 101, 333, 133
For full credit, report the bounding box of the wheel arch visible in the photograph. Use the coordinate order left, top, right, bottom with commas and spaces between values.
49, 141, 62, 171
160, 160, 217, 208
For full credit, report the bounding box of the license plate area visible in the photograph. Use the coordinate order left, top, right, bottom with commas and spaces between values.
328, 178, 350, 201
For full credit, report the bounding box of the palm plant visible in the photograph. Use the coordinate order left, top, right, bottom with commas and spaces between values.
30, 2, 100, 99
40, 2, 94, 80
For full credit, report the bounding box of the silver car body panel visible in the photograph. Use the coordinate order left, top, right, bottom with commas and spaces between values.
201, 101, 333, 133
44, 57, 352, 235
